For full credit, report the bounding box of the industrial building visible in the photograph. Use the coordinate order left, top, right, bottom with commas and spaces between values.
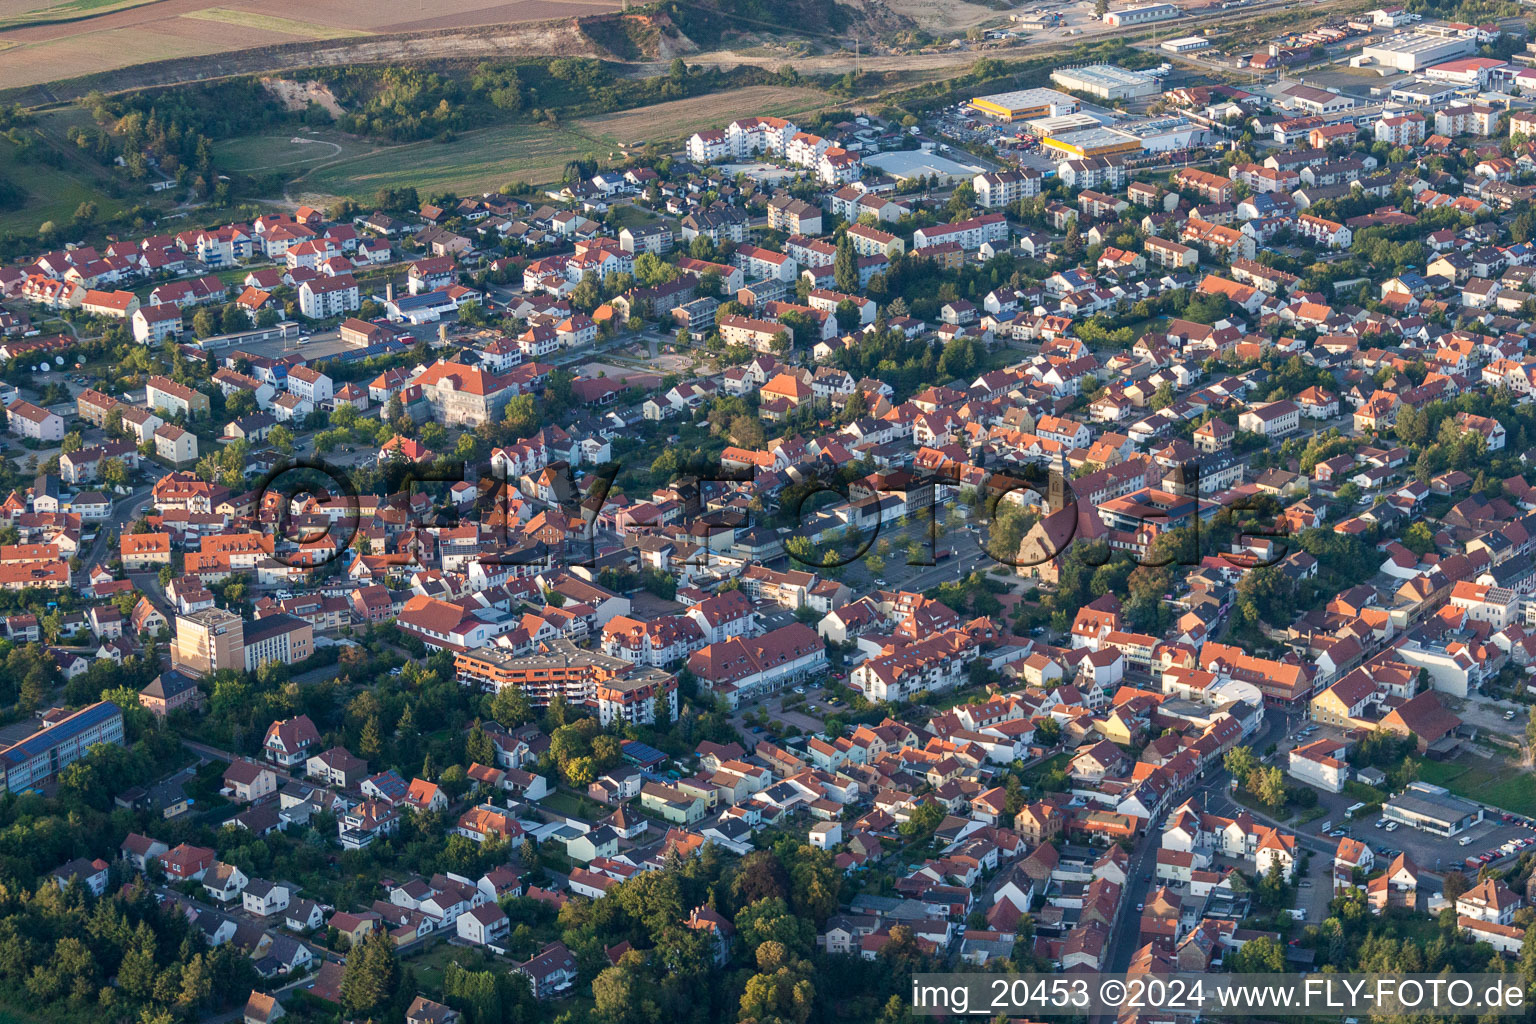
1041, 125, 1145, 159
1382, 782, 1484, 836
1357, 32, 1476, 73
1104, 2, 1179, 27
1051, 64, 1162, 101
969, 88, 1082, 123
1161, 35, 1211, 53
1115, 116, 1209, 152
1027, 112, 1108, 136
1389, 79, 1461, 105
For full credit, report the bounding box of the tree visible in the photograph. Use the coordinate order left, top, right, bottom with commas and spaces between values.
1230, 934, 1285, 973
594, 960, 654, 1024
492, 686, 533, 728
360, 715, 383, 759
503, 393, 537, 437
1255, 860, 1291, 909
834, 232, 858, 294
1251, 765, 1286, 809
1402, 521, 1435, 557
466, 719, 495, 764
565, 755, 596, 787
739, 965, 814, 1024
192, 308, 218, 338
101, 457, 128, 489
834, 299, 861, 334
340, 931, 401, 1019
267, 424, 294, 455
1442, 869, 1469, 902
1224, 745, 1258, 787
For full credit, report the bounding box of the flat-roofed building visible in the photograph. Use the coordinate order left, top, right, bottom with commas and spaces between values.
243, 613, 313, 672
1103, 3, 1178, 26
1051, 64, 1161, 101
0, 701, 124, 793
1359, 32, 1475, 73
171, 608, 245, 678
969, 88, 1081, 123
1383, 782, 1484, 836
1042, 126, 1143, 160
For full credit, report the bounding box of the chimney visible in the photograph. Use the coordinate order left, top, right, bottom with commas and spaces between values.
386, 281, 394, 303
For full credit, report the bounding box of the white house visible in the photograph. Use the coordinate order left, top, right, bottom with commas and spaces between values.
1286, 738, 1348, 793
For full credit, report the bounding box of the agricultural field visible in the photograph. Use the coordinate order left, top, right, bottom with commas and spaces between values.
0, 0, 161, 32
292, 84, 835, 203
178, 7, 363, 39
0, 0, 623, 91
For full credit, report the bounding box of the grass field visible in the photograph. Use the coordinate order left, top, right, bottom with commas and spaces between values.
607, 203, 666, 231
578, 85, 836, 149
0, 130, 125, 239
1416, 757, 1536, 817
179, 7, 364, 38
297, 123, 593, 203
294, 85, 836, 202
540, 786, 615, 821
213, 133, 373, 173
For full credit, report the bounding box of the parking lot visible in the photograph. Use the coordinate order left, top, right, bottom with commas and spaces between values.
1325, 807, 1536, 879
730, 678, 847, 740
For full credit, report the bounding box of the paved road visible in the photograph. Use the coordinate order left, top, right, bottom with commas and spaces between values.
85, 483, 156, 567
1104, 706, 1298, 974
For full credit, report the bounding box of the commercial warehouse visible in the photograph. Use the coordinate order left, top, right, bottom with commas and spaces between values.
1104, 3, 1179, 27
1116, 116, 1209, 152
1051, 64, 1162, 101
1357, 32, 1476, 73
1382, 782, 1484, 836
1161, 35, 1211, 53
1041, 125, 1145, 159
1027, 112, 1108, 135
969, 88, 1082, 123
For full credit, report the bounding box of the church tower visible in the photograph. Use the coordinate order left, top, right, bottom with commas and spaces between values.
1048, 449, 1071, 512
